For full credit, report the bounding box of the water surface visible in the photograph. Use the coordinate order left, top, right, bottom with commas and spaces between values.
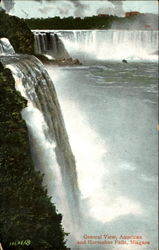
47, 61, 158, 249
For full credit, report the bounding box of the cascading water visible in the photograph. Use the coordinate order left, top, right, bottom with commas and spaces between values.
34, 30, 70, 59
0, 37, 15, 55
0, 38, 81, 246
58, 30, 158, 61
33, 30, 158, 61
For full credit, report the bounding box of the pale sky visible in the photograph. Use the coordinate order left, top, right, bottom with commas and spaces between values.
7, 0, 159, 18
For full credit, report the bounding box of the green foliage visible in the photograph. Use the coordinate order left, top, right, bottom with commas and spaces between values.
24, 14, 149, 30
24, 15, 120, 30
0, 10, 34, 54
0, 63, 68, 249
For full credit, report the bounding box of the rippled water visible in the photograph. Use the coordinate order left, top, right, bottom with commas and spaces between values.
47, 61, 158, 249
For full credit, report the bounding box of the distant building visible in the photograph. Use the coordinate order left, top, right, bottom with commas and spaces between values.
125, 12, 141, 17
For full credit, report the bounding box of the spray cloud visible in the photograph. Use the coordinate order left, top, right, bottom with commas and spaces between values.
1, 0, 14, 12
97, 0, 125, 17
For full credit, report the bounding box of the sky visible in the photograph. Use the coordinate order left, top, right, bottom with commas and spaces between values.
1, 0, 158, 18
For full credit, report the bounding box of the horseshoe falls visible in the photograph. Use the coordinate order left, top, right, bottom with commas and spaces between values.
34, 30, 158, 62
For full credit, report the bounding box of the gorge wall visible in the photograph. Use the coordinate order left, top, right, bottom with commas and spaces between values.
0, 10, 69, 250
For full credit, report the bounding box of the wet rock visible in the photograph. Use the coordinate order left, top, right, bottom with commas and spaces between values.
36, 54, 82, 66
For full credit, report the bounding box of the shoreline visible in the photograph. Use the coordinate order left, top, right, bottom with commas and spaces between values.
35, 54, 82, 66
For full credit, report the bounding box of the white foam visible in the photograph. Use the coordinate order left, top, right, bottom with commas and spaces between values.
56, 30, 158, 62
55, 96, 143, 223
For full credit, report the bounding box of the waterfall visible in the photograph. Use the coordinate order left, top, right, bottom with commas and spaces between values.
33, 30, 158, 61
0, 38, 81, 245
34, 31, 70, 59
57, 30, 158, 61
0, 37, 15, 55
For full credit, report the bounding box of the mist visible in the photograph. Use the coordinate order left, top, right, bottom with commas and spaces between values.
1, 0, 14, 12
1, 0, 126, 17
111, 13, 158, 30
1, 0, 158, 19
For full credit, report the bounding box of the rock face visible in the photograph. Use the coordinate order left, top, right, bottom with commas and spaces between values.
122, 59, 128, 63
36, 54, 82, 66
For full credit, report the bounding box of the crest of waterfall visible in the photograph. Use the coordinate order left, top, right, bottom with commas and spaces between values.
33, 30, 158, 61
0, 37, 81, 245
33, 31, 70, 60
0, 37, 15, 55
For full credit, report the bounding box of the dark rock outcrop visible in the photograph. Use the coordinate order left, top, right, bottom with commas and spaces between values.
122, 59, 128, 63
36, 54, 82, 66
